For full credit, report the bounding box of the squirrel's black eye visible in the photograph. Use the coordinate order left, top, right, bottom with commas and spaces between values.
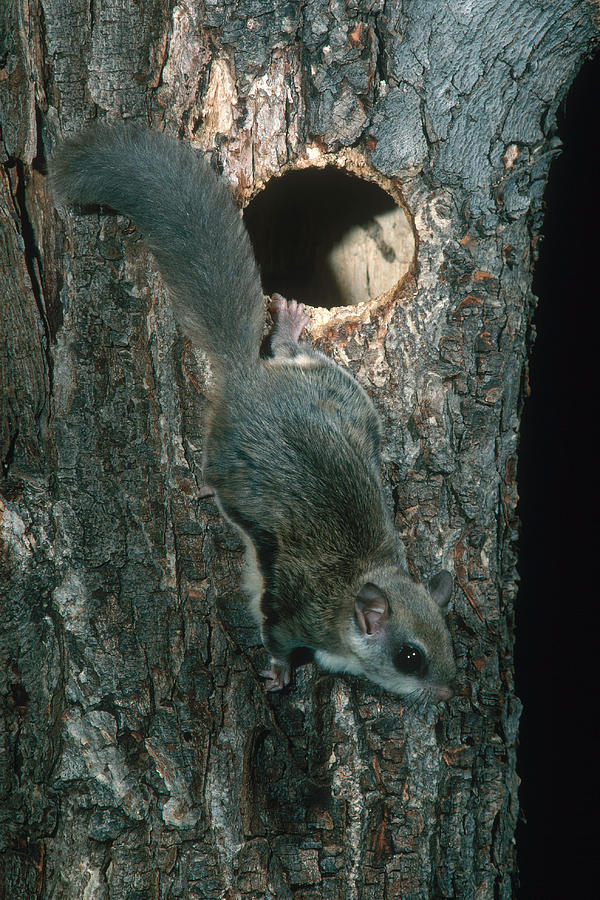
394, 644, 426, 677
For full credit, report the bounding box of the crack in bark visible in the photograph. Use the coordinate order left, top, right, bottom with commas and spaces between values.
8, 157, 54, 400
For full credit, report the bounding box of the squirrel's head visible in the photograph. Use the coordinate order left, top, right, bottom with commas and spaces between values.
324, 568, 456, 702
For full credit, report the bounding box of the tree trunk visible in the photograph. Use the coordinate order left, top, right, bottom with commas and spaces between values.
1, 2, 597, 898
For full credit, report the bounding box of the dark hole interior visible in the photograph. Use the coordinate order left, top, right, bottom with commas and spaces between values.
243, 166, 413, 309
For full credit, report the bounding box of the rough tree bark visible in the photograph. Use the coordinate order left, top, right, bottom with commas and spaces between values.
1, 2, 597, 898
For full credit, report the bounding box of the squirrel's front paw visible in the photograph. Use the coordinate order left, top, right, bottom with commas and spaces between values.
261, 658, 292, 692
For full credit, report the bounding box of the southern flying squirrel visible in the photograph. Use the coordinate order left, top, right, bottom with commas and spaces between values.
50, 123, 456, 702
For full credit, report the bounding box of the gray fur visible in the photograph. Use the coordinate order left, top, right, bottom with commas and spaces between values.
50, 123, 264, 375
50, 123, 456, 701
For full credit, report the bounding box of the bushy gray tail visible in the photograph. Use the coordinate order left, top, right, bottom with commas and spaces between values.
50, 123, 265, 370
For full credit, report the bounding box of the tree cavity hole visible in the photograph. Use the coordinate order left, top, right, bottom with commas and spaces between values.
243, 167, 415, 310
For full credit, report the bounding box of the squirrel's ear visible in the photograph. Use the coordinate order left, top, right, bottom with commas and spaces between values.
428, 570, 453, 609
355, 583, 390, 635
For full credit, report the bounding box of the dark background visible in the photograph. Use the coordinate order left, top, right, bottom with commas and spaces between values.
515, 51, 598, 898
